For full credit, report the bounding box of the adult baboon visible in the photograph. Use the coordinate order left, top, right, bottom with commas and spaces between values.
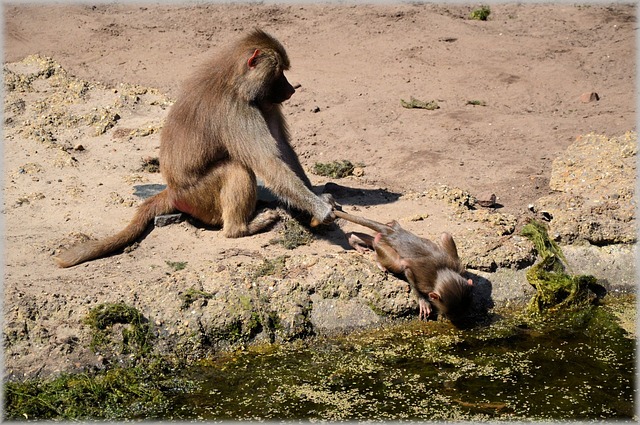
56, 29, 334, 268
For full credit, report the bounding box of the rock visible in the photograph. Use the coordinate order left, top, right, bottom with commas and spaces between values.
352, 166, 365, 177
533, 132, 636, 244
407, 213, 429, 221
154, 213, 184, 227
477, 192, 497, 208
309, 296, 381, 333
132, 184, 166, 199
579, 92, 599, 103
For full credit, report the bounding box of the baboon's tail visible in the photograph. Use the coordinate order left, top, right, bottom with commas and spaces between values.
55, 190, 174, 268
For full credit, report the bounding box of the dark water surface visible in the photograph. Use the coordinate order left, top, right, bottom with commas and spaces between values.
165, 303, 636, 421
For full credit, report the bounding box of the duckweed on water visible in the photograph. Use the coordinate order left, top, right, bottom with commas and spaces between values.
4, 298, 635, 420
166, 300, 635, 421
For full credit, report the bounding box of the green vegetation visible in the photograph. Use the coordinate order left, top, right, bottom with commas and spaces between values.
466, 100, 487, 106
180, 288, 214, 310
312, 160, 355, 178
84, 303, 153, 357
400, 97, 440, 110
4, 360, 189, 420
165, 260, 187, 271
270, 217, 314, 249
521, 221, 604, 313
253, 255, 288, 278
470, 5, 491, 21
7, 302, 182, 420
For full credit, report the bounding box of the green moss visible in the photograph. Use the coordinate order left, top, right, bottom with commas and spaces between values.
239, 295, 253, 311
400, 97, 440, 110
470, 5, 491, 20
84, 303, 153, 357
253, 256, 287, 279
203, 296, 265, 345
210, 315, 263, 345
312, 160, 355, 178
366, 299, 387, 317
180, 288, 213, 310
270, 217, 315, 249
165, 260, 187, 271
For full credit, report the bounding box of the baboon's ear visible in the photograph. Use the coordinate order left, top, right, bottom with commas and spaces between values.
247, 49, 261, 68
428, 292, 440, 301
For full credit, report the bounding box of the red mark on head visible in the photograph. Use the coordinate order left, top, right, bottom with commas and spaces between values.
248, 49, 261, 68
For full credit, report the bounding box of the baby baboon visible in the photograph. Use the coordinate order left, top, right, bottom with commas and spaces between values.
335, 210, 473, 323
56, 29, 334, 268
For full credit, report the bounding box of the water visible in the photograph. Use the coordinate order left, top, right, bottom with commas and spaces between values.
164, 302, 636, 421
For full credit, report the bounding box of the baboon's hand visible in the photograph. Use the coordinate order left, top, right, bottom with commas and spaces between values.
310, 194, 336, 227
320, 193, 337, 208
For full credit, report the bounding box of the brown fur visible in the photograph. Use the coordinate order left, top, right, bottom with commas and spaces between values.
335, 210, 473, 323
56, 29, 333, 268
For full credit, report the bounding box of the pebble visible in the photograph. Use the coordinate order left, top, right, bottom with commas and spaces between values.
579, 92, 599, 103
352, 166, 365, 177
477, 193, 497, 208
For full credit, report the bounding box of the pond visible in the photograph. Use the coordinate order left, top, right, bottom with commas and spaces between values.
165, 299, 635, 421
4, 296, 635, 420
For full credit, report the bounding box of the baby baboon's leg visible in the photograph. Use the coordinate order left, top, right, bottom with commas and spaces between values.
346, 232, 375, 253
372, 237, 406, 274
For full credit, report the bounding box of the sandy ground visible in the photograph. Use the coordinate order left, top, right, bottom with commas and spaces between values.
3, 3, 637, 379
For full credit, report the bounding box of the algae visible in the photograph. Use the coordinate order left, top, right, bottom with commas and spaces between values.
521, 221, 604, 313
4, 360, 188, 420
